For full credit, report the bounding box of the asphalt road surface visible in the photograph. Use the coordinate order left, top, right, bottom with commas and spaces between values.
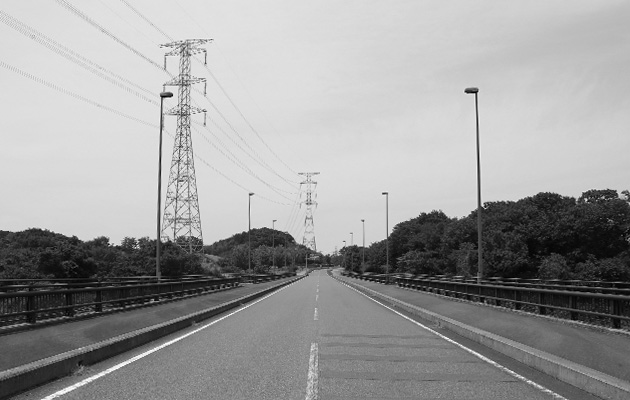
15, 270, 592, 399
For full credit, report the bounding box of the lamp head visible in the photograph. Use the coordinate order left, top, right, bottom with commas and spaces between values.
382, 192, 388, 195
464, 87, 479, 94
249, 192, 254, 196
160, 92, 174, 98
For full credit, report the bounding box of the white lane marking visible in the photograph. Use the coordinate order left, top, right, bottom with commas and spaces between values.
305, 342, 319, 400
336, 279, 568, 400
313, 308, 319, 321
315, 294, 318, 302
40, 279, 302, 400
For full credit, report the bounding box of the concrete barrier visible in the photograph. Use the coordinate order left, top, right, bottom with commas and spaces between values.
0, 275, 304, 400
335, 274, 630, 400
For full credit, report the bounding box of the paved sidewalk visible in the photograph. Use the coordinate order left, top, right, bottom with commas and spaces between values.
0, 278, 295, 372
335, 273, 630, 383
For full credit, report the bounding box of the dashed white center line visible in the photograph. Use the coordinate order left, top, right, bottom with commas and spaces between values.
315, 294, 318, 302
313, 307, 319, 320
305, 343, 319, 400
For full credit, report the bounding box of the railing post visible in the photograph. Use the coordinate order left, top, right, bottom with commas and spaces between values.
514, 290, 521, 310
569, 295, 578, 321
26, 287, 37, 323
95, 287, 103, 313
65, 291, 75, 317
611, 298, 621, 329
538, 292, 546, 315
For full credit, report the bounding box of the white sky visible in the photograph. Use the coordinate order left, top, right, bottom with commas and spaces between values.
1, 0, 629, 255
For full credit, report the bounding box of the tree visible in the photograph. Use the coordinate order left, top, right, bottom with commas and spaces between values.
537, 253, 571, 280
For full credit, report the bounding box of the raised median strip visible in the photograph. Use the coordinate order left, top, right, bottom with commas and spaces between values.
0, 274, 306, 400
334, 273, 630, 400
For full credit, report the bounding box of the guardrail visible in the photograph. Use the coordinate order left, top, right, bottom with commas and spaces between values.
340, 271, 630, 330
239, 272, 297, 283
0, 277, 241, 328
396, 277, 630, 330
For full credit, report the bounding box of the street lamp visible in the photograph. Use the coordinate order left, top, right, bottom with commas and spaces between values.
284, 231, 288, 268
156, 91, 173, 282
248, 192, 254, 275
382, 192, 389, 283
272, 219, 277, 272
350, 232, 354, 270
361, 219, 365, 266
465, 87, 483, 284
342, 240, 347, 269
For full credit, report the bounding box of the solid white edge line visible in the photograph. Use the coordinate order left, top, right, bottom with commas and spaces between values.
336, 278, 568, 400
313, 307, 319, 321
40, 279, 303, 400
305, 342, 319, 400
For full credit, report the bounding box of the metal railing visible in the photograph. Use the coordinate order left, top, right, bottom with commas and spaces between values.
0, 277, 241, 328
340, 271, 630, 330
239, 272, 297, 283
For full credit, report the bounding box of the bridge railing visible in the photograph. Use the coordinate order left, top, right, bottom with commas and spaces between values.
339, 271, 630, 330
0, 277, 240, 328
395, 276, 630, 330
239, 272, 297, 283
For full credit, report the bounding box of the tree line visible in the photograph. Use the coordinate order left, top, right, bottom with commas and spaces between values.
334, 189, 630, 281
0, 229, 205, 279
0, 227, 323, 280
204, 227, 324, 273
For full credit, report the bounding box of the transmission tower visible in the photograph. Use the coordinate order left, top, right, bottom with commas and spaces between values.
160, 39, 210, 253
299, 172, 319, 252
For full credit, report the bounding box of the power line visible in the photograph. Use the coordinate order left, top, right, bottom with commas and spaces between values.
54, 0, 166, 73
0, 59, 153, 128
191, 123, 295, 201
195, 90, 300, 186
0, 56, 290, 208
0, 11, 158, 105
198, 58, 299, 177
119, 0, 173, 42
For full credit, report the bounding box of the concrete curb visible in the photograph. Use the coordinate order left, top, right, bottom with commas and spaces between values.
335, 275, 630, 400
0, 275, 305, 400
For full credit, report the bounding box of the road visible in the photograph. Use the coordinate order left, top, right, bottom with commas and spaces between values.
15, 270, 595, 399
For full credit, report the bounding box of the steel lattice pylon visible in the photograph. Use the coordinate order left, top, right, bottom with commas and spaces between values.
160, 39, 210, 253
300, 172, 319, 252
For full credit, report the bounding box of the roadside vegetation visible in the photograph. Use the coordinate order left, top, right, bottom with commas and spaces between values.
3, 188, 629, 281
0, 227, 322, 280
336, 189, 630, 281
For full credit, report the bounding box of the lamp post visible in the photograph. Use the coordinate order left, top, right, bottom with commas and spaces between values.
382, 192, 389, 283
350, 232, 354, 271
342, 240, 347, 269
361, 219, 365, 267
156, 91, 173, 282
272, 219, 277, 273
465, 87, 483, 284
248, 192, 254, 275
284, 231, 288, 268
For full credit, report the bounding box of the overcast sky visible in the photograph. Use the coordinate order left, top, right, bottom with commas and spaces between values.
1, 0, 629, 255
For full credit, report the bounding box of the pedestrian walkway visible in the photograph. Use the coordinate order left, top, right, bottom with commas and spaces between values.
0, 277, 295, 373
334, 272, 630, 383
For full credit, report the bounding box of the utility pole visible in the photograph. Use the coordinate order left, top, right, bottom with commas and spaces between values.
160, 39, 210, 253
299, 172, 320, 252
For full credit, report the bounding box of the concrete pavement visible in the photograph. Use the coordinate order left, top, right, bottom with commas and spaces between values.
11, 269, 588, 400
334, 271, 630, 400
